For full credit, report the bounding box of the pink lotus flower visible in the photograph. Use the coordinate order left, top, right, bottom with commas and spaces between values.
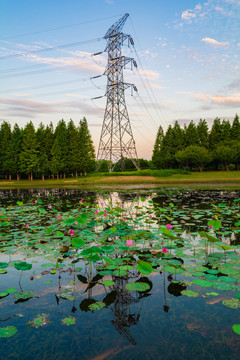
79, 199, 83, 203
35, 200, 38, 203
162, 247, 168, 253
103, 213, 107, 217
182, 206, 184, 209
124, 217, 127, 221
149, 214, 152, 219
163, 202, 165, 205
119, 203, 123, 207
0, 213, 1, 216
166, 224, 172, 230
95, 210, 99, 215
57, 215, 62, 219
86, 206, 89, 209
26, 223, 29, 228
209, 225, 213, 229
126, 239, 133, 247
101, 202, 104, 206
7, 218, 10, 221
68, 229, 75, 236
74, 221, 78, 225
48, 205, 52, 209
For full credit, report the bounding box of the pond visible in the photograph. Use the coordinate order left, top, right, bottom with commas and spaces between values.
0, 188, 240, 360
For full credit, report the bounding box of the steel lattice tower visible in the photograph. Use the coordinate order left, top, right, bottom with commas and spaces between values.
96, 13, 140, 172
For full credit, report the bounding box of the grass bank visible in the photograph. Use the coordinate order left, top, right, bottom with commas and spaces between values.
0, 170, 240, 189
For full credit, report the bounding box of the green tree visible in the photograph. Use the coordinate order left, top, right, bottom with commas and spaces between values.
67, 119, 79, 177
184, 121, 200, 147
20, 122, 38, 180
175, 145, 211, 171
44, 123, 54, 178
78, 117, 95, 175
152, 125, 164, 169
197, 119, 209, 148
231, 114, 240, 141
221, 120, 231, 142
51, 138, 62, 179
214, 145, 235, 171
209, 118, 223, 148
9, 124, 22, 180
0, 122, 12, 179
36, 123, 48, 180
54, 119, 68, 178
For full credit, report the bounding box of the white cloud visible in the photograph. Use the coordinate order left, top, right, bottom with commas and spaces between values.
201, 37, 229, 47
195, 92, 240, 107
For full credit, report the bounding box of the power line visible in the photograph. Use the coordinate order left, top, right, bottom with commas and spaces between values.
0, 76, 92, 94
0, 37, 103, 60
1, 14, 124, 40
129, 16, 169, 130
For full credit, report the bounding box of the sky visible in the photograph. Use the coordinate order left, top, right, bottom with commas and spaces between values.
1, 0, 240, 159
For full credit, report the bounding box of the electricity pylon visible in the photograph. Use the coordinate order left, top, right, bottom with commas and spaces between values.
95, 13, 140, 172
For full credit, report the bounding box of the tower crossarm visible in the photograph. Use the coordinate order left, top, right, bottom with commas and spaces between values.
104, 13, 129, 38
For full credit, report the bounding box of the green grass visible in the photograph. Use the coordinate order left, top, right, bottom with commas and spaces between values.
89, 169, 190, 177
0, 170, 240, 189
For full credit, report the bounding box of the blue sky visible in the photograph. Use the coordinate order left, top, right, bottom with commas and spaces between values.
1, 0, 240, 158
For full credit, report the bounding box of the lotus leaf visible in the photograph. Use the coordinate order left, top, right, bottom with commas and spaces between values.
0, 326, 17, 338
88, 301, 105, 311
192, 279, 213, 287
232, 324, 240, 335
125, 282, 150, 292
222, 298, 240, 309
181, 290, 199, 298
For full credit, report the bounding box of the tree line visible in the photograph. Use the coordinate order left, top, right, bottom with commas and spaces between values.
0, 118, 95, 180
152, 115, 240, 171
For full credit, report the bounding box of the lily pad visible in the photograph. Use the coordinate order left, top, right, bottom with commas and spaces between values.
102, 280, 115, 286
14, 291, 34, 300
0, 262, 8, 269
222, 298, 240, 309
88, 301, 105, 311
192, 279, 213, 287
62, 316, 76, 326
232, 324, 240, 335
125, 282, 151, 292
181, 290, 199, 298
14, 262, 32, 271
0, 326, 17, 338
28, 314, 50, 328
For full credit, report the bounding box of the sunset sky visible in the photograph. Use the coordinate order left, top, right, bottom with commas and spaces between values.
1, 0, 240, 158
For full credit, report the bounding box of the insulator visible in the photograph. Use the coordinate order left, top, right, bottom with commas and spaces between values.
91, 75, 102, 79
129, 37, 134, 46
133, 60, 137, 68
133, 85, 138, 92
93, 51, 103, 56
92, 96, 103, 100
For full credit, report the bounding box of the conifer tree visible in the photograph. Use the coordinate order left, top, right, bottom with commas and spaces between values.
78, 117, 95, 175
54, 120, 68, 178
0, 122, 12, 179
36, 123, 48, 180
231, 114, 240, 141
152, 125, 164, 169
19, 122, 38, 181
184, 121, 200, 147
44, 123, 54, 178
197, 119, 209, 148
9, 123, 22, 180
67, 119, 79, 177
209, 118, 223, 148
51, 138, 62, 179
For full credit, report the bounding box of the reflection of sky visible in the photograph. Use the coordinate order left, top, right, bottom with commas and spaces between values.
1, 1, 240, 158
0, 188, 240, 358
